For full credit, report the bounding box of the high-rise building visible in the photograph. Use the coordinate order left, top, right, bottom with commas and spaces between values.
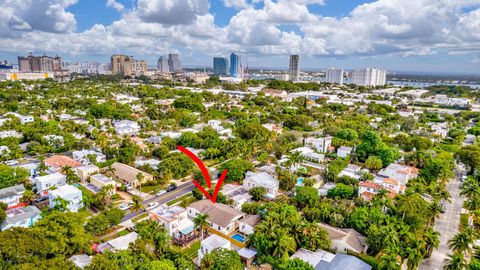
157, 56, 169, 73
111, 54, 134, 76
289, 55, 300, 81
352, 68, 387, 87
168, 54, 182, 72
230, 53, 241, 78
325, 68, 344, 85
213, 57, 229, 75
131, 60, 148, 75
18, 54, 63, 73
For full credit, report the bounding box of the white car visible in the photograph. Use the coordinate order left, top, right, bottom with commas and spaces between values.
156, 190, 167, 197
146, 202, 159, 210
119, 203, 132, 211
461, 175, 468, 182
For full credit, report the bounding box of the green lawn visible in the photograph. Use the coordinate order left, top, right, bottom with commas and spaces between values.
181, 240, 201, 260
132, 212, 148, 223
139, 184, 165, 194
117, 230, 130, 237
167, 194, 192, 206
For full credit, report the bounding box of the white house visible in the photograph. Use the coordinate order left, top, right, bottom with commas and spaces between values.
0, 184, 25, 208
89, 174, 116, 195
97, 232, 138, 253
0, 130, 22, 139
304, 137, 333, 153
187, 200, 245, 236
197, 234, 231, 265
112, 120, 140, 136
238, 215, 260, 236
221, 184, 252, 210
149, 205, 195, 238
378, 163, 419, 185
44, 135, 64, 147
1, 206, 42, 231
35, 173, 67, 196
243, 171, 279, 199
6, 113, 34, 125
318, 223, 368, 254
339, 164, 368, 180
73, 149, 106, 165
76, 165, 100, 181
337, 146, 353, 158
134, 158, 161, 170
49, 184, 83, 212
0, 146, 10, 157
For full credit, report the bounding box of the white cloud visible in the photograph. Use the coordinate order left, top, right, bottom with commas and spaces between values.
106, 0, 125, 12
222, 0, 250, 9
136, 0, 210, 25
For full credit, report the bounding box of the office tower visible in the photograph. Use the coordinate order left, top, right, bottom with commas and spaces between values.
325, 68, 344, 84
157, 56, 169, 73
230, 53, 241, 78
213, 57, 229, 75
168, 54, 182, 72
111, 54, 134, 76
18, 54, 62, 73
289, 55, 300, 81
352, 68, 387, 87
131, 60, 148, 75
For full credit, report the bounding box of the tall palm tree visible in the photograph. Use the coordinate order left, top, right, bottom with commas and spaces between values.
272, 229, 296, 260
449, 229, 475, 256
62, 166, 80, 184
131, 195, 144, 213
423, 228, 440, 257
105, 166, 116, 178
136, 173, 145, 190
378, 250, 401, 270
427, 201, 443, 226
444, 253, 467, 270
193, 214, 209, 240
406, 246, 424, 270
287, 150, 305, 172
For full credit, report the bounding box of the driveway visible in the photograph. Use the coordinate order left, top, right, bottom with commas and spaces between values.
121, 181, 195, 222
419, 169, 465, 270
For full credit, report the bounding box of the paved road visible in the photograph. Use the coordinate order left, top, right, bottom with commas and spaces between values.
122, 181, 195, 222
419, 170, 465, 270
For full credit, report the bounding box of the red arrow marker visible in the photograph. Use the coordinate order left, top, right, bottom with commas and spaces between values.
178, 145, 228, 204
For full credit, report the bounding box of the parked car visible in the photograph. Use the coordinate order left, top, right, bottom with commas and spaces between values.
461, 175, 467, 182
119, 203, 132, 211
146, 202, 159, 210
440, 199, 446, 213
166, 184, 177, 192
156, 190, 167, 196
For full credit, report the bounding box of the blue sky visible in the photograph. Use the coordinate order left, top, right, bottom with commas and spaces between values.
1, 0, 479, 74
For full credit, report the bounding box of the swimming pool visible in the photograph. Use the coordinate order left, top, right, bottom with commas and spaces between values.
231, 233, 246, 243
296, 177, 304, 186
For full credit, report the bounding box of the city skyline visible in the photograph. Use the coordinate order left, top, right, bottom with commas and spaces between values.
1, 1, 480, 74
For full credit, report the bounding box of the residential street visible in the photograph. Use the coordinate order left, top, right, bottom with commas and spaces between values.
419, 170, 465, 270
121, 181, 195, 222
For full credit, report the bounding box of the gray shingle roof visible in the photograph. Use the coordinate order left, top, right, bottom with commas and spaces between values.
0, 184, 25, 199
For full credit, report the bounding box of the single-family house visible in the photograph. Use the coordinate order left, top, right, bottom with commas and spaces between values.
69, 255, 92, 269
0, 130, 22, 139
49, 184, 83, 212
337, 146, 353, 158
89, 174, 116, 195
0, 146, 10, 157
304, 137, 333, 153
1, 206, 41, 231
0, 184, 26, 209
73, 149, 106, 165
318, 182, 337, 196
44, 135, 64, 147
339, 164, 368, 180
187, 200, 245, 236
111, 162, 154, 188
378, 163, 419, 185
221, 184, 252, 210
112, 120, 140, 136
76, 165, 100, 181
134, 158, 161, 170
197, 234, 231, 265
262, 88, 288, 99
238, 215, 260, 235
243, 171, 279, 198
149, 205, 195, 238
97, 232, 139, 253
35, 173, 67, 196
290, 248, 372, 270
6, 113, 34, 125
44, 155, 82, 171
318, 223, 368, 254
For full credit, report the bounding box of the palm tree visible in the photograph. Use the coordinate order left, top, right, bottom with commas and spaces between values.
272, 229, 296, 260
193, 214, 209, 240
423, 228, 440, 257
444, 253, 467, 270
427, 201, 443, 226
449, 229, 475, 256
136, 173, 145, 190
378, 250, 401, 270
105, 165, 116, 178
287, 151, 305, 172
131, 195, 144, 213
20, 190, 36, 205
406, 246, 424, 270
62, 166, 80, 184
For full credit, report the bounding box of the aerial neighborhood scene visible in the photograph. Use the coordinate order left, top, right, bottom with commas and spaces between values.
0, 0, 480, 270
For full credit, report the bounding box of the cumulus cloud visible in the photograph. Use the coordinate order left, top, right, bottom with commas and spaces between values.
136, 0, 210, 25
222, 0, 250, 9
106, 0, 125, 12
